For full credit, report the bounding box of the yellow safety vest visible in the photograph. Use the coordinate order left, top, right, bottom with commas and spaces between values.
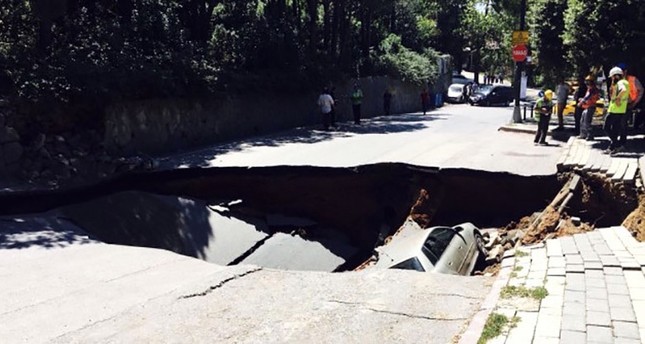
608, 79, 630, 114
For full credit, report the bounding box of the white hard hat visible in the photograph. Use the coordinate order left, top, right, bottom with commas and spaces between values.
609, 66, 624, 78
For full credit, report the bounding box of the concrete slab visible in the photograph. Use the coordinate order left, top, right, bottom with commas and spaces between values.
48, 266, 492, 344
240, 233, 358, 272
612, 158, 630, 181
623, 160, 638, 184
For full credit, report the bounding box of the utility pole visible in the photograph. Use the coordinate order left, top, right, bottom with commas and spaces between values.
512, 0, 527, 123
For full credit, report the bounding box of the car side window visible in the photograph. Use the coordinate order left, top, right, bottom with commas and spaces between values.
422, 228, 456, 264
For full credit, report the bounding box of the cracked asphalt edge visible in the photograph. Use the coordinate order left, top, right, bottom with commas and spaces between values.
327, 299, 469, 322
178, 266, 263, 299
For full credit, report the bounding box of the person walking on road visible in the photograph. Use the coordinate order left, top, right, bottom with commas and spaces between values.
555, 79, 570, 130
317, 88, 334, 130
573, 76, 588, 135
534, 90, 554, 145
383, 88, 393, 116
578, 76, 600, 140
350, 83, 363, 125
420, 88, 430, 115
604, 66, 631, 154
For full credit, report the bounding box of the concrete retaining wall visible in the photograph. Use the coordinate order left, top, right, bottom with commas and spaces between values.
104, 76, 426, 155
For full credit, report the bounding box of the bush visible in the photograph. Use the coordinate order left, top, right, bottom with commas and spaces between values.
374, 34, 438, 86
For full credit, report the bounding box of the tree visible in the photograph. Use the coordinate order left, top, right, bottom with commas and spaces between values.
459, 0, 513, 83
529, 0, 568, 85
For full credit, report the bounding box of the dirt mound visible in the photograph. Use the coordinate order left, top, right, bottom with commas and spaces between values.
622, 194, 645, 242
521, 206, 561, 244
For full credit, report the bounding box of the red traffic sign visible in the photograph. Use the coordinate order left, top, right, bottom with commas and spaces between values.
512, 44, 528, 62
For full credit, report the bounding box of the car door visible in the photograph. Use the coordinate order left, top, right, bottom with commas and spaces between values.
490, 87, 502, 104
503, 87, 514, 103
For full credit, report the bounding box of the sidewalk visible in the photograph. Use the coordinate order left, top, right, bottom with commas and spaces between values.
466, 226, 645, 344
459, 132, 645, 343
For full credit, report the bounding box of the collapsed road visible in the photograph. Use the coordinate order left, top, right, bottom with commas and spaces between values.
2, 162, 641, 273
2, 161, 645, 343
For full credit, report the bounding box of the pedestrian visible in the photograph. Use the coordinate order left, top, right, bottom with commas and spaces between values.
555, 79, 570, 130
383, 88, 393, 116
603, 66, 631, 154
577, 75, 600, 140
350, 83, 363, 124
420, 88, 430, 115
534, 89, 554, 145
573, 76, 588, 135
317, 87, 334, 130
329, 86, 337, 127
618, 63, 644, 128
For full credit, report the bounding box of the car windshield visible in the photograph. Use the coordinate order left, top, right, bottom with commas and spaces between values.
422, 227, 455, 265
476, 85, 493, 94
452, 78, 469, 85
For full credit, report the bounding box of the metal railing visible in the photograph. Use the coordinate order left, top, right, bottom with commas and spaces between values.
522, 102, 535, 120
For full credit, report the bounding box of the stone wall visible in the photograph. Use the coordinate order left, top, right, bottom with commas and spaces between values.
104, 76, 427, 155
0, 114, 23, 176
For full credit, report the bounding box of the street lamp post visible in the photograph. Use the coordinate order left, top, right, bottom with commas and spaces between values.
512, 0, 527, 123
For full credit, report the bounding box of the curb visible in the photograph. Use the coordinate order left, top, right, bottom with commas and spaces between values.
458, 253, 515, 344
498, 125, 538, 135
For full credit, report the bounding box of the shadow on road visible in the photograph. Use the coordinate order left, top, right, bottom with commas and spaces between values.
0, 216, 98, 250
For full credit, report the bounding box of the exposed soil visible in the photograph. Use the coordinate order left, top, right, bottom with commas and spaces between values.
622, 194, 645, 242
574, 172, 638, 227
504, 172, 639, 246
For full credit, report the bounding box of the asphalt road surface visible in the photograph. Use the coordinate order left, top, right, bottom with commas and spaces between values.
164, 104, 564, 176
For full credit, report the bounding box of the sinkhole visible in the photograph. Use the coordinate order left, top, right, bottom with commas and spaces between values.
0, 164, 640, 272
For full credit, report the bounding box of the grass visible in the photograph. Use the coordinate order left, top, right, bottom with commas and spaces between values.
478, 313, 509, 344
513, 266, 523, 272
500, 285, 549, 300
510, 272, 518, 278
509, 315, 521, 329
515, 250, 529, 257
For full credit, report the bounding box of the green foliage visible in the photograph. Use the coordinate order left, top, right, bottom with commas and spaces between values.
0, 0, 539, 133
478, 313, 509, 344
500, 285, 549, 300
1, 0, 217, 107
530, 0, 645, 83
529, 0, 568, 85
374, 34, 438, 86
458, 0, 514, 80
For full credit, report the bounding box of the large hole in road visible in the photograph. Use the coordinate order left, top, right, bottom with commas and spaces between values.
2, 164, 639, 272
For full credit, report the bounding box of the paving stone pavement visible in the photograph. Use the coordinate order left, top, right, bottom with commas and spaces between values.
484, 226, 645, 344
556, 136, 644, 185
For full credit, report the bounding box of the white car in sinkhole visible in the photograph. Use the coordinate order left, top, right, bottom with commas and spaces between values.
366, 220, 486, 275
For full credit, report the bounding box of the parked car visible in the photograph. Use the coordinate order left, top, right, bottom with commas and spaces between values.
469, 85, 514, 106
369, 222, 486, 275
452, 74, 473, 85
447, 83, 468, 103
